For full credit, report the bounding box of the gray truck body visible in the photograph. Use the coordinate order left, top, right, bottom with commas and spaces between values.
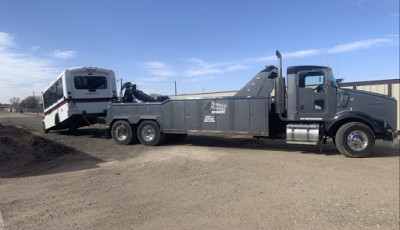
106, 96, 272, 135
105, 53, 398, 157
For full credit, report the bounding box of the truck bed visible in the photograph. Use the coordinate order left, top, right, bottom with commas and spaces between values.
106, 96, 271, 136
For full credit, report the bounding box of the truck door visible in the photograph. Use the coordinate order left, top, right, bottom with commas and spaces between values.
296, 69, 335, 120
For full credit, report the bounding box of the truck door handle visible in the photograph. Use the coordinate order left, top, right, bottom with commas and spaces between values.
301, 104, 304, 110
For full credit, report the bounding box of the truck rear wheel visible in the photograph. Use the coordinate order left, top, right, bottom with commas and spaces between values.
112, 120, 135, 145
335, 122, 375, 158
137, 120, 164, 146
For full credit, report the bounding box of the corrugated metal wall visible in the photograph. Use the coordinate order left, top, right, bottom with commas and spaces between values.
391, 83, 399, 130
171, 79, 400, 130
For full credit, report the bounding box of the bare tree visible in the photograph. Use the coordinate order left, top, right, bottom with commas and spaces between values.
20, 96, 39, 109
34, 95, 43, 105
9, 97, 20, 106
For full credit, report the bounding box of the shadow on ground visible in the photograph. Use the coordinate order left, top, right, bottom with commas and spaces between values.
165, 134, 399, 158
0, 124, 103, 178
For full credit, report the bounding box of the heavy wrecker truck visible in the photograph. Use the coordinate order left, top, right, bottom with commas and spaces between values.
105, 51, 398, 157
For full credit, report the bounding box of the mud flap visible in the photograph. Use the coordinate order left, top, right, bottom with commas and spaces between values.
105, 129, 111, 139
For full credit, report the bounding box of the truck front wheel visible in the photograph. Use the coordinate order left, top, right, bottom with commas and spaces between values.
137, 120, 164, 146
112, 120, 135, 145
335, 122, 375, 158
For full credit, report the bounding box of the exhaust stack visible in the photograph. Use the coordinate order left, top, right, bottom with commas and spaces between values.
276, 50, 282, 78
274, 50, 286, 120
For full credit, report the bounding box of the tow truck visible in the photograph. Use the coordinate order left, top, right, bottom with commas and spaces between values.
105, 51, 398, 157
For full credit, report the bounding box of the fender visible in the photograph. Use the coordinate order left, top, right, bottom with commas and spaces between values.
106, 115, 163, 129
325, 111, 385, 133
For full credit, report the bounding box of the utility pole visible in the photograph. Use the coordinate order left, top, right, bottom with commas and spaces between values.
174, 81, 177, 96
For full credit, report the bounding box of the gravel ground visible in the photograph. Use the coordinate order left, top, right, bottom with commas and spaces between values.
0, 112, 399, 230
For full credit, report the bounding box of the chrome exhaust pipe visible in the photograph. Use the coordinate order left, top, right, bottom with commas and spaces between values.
276, 50, 282, 78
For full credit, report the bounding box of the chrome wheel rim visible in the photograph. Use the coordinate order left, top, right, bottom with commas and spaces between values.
142, 125, 156, 142
114, 125, 128, 141
347, 130, 368, 151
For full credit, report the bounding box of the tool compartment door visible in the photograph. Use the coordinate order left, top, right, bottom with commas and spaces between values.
185, 100, 199, 130
215, 99, 231, 131
201, 99, 216, 131
249, 98, 268, 134
234, 99, 250, 132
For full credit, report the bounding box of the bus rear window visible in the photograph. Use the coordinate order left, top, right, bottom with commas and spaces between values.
74, 76, 108, 90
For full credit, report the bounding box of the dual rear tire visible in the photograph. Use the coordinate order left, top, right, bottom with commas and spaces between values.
111, 120, 164, 146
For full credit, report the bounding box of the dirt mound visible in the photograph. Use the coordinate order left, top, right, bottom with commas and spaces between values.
0, 124, 73, 175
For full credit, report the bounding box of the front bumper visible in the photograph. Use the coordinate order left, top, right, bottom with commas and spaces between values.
391, 130, 399, 147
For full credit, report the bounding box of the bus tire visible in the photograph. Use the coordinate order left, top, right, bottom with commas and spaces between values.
111, 120, 135, 145
137, 120, 164, 146
55, 114, 60, 125
43, 122, 49, 134
335, 122, 375, 158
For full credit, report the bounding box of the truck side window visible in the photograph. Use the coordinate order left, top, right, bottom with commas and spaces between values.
314, 99, 325, 110
299, 73, 325, 93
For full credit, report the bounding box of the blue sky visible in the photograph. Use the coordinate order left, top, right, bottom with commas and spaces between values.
0, 0, 398, 103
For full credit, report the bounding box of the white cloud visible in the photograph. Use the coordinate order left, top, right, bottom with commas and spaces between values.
226, 64, 247, 71
142, 61, 167, 69
183, 58, 247, 76
0, 32, 15, 51
184, 66, 222, 76
49, 49, 76, 59
149, 69, 176, 76
141, 61, 177, 77
138, 76, 167, 82
327, 38, 394, 53
30, 46, 40, 51
138, 36, 397, 82
0, 32, 61, 103
284, 49, 320, 58
253, 37, 398, 63
187, 76, 215, 82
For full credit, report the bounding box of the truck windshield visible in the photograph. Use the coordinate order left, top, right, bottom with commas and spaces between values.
330, 73, 339, 88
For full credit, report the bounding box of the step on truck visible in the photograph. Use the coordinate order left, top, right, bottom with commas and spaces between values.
105, 51, 398, 157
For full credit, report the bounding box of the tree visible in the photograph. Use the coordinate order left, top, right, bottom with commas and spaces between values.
34, 95, 43, 106
20, 96, 39, 109
9, 97, 20, 106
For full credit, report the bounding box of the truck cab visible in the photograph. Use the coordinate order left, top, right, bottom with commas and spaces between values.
280, 63, 397, 157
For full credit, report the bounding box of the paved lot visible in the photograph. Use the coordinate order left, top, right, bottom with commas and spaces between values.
0, 112, 399, 229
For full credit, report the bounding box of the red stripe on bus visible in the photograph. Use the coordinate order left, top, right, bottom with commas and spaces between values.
43, 98, 112, 116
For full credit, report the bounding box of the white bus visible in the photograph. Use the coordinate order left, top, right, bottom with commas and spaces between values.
42, 67, 117, 133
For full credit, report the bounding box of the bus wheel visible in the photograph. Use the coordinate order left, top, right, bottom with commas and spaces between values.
335, 122, 375, 158
43, 122, 49, 134
111, 120, 135, 145
137, 120, 164, 146
55, 114, 60, 125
